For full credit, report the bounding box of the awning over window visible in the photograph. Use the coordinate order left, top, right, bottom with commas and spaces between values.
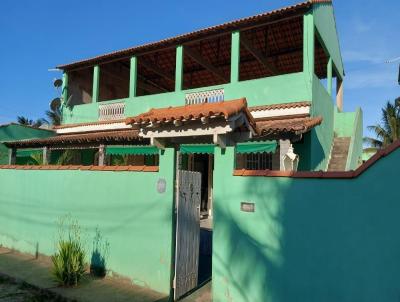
236, 141, 277, 154
16, 149, 42, 157
180, 144, 215, 154
106, 145, 159, 156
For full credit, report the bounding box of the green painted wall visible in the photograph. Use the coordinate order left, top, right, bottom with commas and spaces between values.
310, 75, 334, 171
313, 3, 344, 78
62, 72, 312, 124
0, 124, 54, 164
213, 146, 400, 302
334, 108, 363, 170
0, 148, 175, 295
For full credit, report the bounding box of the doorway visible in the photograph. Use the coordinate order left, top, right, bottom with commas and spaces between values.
174, 152, 213, 300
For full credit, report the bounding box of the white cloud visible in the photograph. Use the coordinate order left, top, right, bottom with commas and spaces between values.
342, 50, 386, 64
346, 67, 397, 90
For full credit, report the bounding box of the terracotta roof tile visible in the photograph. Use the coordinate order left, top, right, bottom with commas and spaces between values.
126, 98, 255, 127
256, 116, 322, 136
249, 101, 311, 112
0, 165, 159, 172
57, 1, 318, 70
5, 129, 141, 148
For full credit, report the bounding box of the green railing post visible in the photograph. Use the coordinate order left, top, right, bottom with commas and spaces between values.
175, 45, 184, 91
62, 72, 68, 102
92, 65, 100, 102
130, 56, 137, 98
231, 31, 240, 83
327, 57, 333, 96
303, 13, 315, 85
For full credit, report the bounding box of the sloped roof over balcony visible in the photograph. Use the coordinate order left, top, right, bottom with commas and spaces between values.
256, 116, 323, 137
57, 0, 331, 71
5, 129, 141, 148
126, 98, 254, 127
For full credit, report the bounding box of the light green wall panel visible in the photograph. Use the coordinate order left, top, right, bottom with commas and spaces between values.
311, 75, 334, 171
0, 148, 175, 294
313, 3, 344, 78
213, 146, 400, 302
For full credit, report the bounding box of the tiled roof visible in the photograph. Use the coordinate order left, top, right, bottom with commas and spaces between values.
249, 101, 311, 112
5, 129, 140, 148
256, 116, 322, 136
54, 119, 126, 129
57, 1, 331, 70
125, 98, 255, 126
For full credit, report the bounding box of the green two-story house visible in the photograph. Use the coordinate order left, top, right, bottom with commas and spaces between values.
3, 1, 366, 300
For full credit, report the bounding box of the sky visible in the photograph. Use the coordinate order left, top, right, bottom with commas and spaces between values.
0, 0, 399, 137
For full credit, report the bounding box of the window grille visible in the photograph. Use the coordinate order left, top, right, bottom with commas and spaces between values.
244, 153, 273, 170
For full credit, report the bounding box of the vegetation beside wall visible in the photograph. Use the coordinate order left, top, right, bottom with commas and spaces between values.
0, 148, 175, 294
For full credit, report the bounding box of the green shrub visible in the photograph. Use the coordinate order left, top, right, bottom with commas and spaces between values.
52, 216, 86, 286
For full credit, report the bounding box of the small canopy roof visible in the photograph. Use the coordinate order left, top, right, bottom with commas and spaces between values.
125, 98, 255, 127
5, 129, 141, 149
256, 116, 323, 137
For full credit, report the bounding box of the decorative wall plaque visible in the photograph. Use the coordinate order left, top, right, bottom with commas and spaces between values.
241, 202, 255, 212
157, 178, 166, 194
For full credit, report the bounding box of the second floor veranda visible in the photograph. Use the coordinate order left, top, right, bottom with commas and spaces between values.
59, 1, 343, 125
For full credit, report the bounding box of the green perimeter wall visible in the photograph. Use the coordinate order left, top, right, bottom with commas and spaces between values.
0, 124, 54, 164
213, 146, 400, 302
0, 148, 175, 295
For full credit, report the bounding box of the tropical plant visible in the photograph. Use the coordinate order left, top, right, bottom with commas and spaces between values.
111, 155, 130, 166
90, 228, 110, 278
45, 108, 61, 126
52, 216, 86, 287
363, 99, 400, 149
29, 153, 44, 165
17, 116, 46, 128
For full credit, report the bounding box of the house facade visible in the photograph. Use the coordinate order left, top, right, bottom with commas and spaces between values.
1, 1, 373, 301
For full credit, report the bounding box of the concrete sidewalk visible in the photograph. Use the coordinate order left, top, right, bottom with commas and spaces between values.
0, 247, 169, 302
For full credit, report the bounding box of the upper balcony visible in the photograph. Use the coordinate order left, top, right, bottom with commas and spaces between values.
60, 1, 344, 125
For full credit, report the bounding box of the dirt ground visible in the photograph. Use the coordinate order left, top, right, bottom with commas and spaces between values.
0, 276, 66, 302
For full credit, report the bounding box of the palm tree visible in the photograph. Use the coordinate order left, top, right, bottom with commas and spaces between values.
17, 116, 46, 128
363, 99, 400, 149
45, 108, 61, 126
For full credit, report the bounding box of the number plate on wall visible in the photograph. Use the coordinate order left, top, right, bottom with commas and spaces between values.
241, 202, 255, 212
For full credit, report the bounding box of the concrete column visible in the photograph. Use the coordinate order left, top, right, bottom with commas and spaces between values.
336, 78, 344, 112
303, 13, 315, 84
327, 57, 333, 96
8, 148, 16, 165
279, 140, 291, 171
92, 65, 100, 103
62, 72, 68, 103
98, 144, 105, 166
230, 31, 240, 83
129, 56, 137, 98
43, 147, 51, 165
175, 45, 184, 91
